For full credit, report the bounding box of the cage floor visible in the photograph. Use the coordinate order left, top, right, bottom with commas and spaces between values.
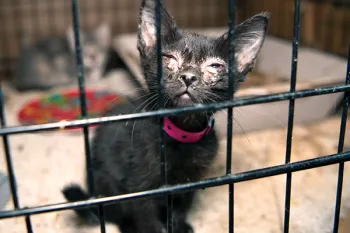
0, 72, 350, 233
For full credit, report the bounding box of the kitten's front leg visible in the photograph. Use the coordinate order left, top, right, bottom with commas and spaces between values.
172, 212, 194, 233
132, 199, 166, 233
87, 69, 103, 82
171, 192, 195, 233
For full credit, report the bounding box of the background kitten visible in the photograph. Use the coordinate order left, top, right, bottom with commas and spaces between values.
14, 23, 111, 91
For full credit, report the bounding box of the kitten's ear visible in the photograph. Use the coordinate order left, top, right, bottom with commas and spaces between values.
137, 0, 180, 54
66, 26, 75, 50
94, 23, 111, 48
66, 26, 85, 51
216, 12, 269, 74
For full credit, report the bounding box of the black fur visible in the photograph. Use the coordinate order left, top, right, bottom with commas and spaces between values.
62, 1, 269, 232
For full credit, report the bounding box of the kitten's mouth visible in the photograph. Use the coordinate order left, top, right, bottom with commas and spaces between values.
175, 91, 195, 107
181, 93, 191, 100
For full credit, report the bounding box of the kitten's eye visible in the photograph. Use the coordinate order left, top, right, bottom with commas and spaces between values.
162, 53, 178, 70
162, 53, 176, 60
205, 63, 225, 75
209, 63, 224, 69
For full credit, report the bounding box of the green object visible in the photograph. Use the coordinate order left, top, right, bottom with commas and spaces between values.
0, 172, 10, 210
48, 94, 66, 106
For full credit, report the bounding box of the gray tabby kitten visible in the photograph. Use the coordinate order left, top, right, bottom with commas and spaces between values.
14, 23, 111, 91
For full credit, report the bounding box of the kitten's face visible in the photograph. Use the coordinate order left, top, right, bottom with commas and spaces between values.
67, 23, 111, 72
138, 0, 269, 108
158, 34, 230, 107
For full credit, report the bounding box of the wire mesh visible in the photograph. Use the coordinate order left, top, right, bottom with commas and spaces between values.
0, 1, 349, 233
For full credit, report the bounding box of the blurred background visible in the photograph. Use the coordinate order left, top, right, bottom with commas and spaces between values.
0, 0, 349, 82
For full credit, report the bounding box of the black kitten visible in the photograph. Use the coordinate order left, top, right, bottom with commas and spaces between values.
62, 1, 269, 233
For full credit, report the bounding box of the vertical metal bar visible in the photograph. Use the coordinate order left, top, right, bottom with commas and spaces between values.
283, 0, 301, 232
71, 1, 106, 232
332, 45, 350, 233
0, 86, 18, 207
155, 0, 172, 232
71, 0, 93, 197
25, 215, 33, 233
0, 4, 34, 228
98, 205, 106, 233
227, 0, 235, 233
0, 86, 33, 233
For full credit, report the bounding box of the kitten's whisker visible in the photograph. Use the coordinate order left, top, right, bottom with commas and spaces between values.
235, 107, 244, 114
106, 92, 140, 106
121, 86, 147, 92
125, 94, 157, 126
140, 96, 159, 113
203, 91, 227, 102
131, 120, 137, 149
118, 86, 149, 94
140, 97, 160, 140
132, 96, 159, 144
232, 117, 252, 146
140, 98, 160, 141
163, 95, 171, 109
150, 100, 160, 112
217, 110, 252, 146
133, 94, 158, 112
234, 105, 286, 128
127, 92, 155, 104
105, 88, 152, 106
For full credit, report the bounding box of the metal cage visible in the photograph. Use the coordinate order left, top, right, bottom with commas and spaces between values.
0, 0, 349, 233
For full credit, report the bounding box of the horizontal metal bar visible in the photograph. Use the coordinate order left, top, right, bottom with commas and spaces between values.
0, 150, 349, 220
0, 84, 349, 136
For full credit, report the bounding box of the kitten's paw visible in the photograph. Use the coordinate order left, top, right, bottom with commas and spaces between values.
175, 222, 194, 233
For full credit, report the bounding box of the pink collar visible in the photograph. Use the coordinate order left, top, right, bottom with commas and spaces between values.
163, 116, 214, 143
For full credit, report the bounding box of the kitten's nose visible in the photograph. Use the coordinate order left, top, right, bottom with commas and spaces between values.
90, 55, 96, 61
180, 73, 198, 87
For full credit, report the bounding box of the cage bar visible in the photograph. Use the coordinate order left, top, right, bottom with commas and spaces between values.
283, 0, 301, 231
98, 205, 106, 233
226, 0, 236, 232
25, 214, 33, 233
0, 83, 34, 233
71, 0, 93, 195
1, 150, 350, 220
0, 84, 348, 137
332, 45, 350, 233
70, 0, 106, 232
155, 0, 166, 187
0, 2, 348, 232
155, 0, 173, 232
